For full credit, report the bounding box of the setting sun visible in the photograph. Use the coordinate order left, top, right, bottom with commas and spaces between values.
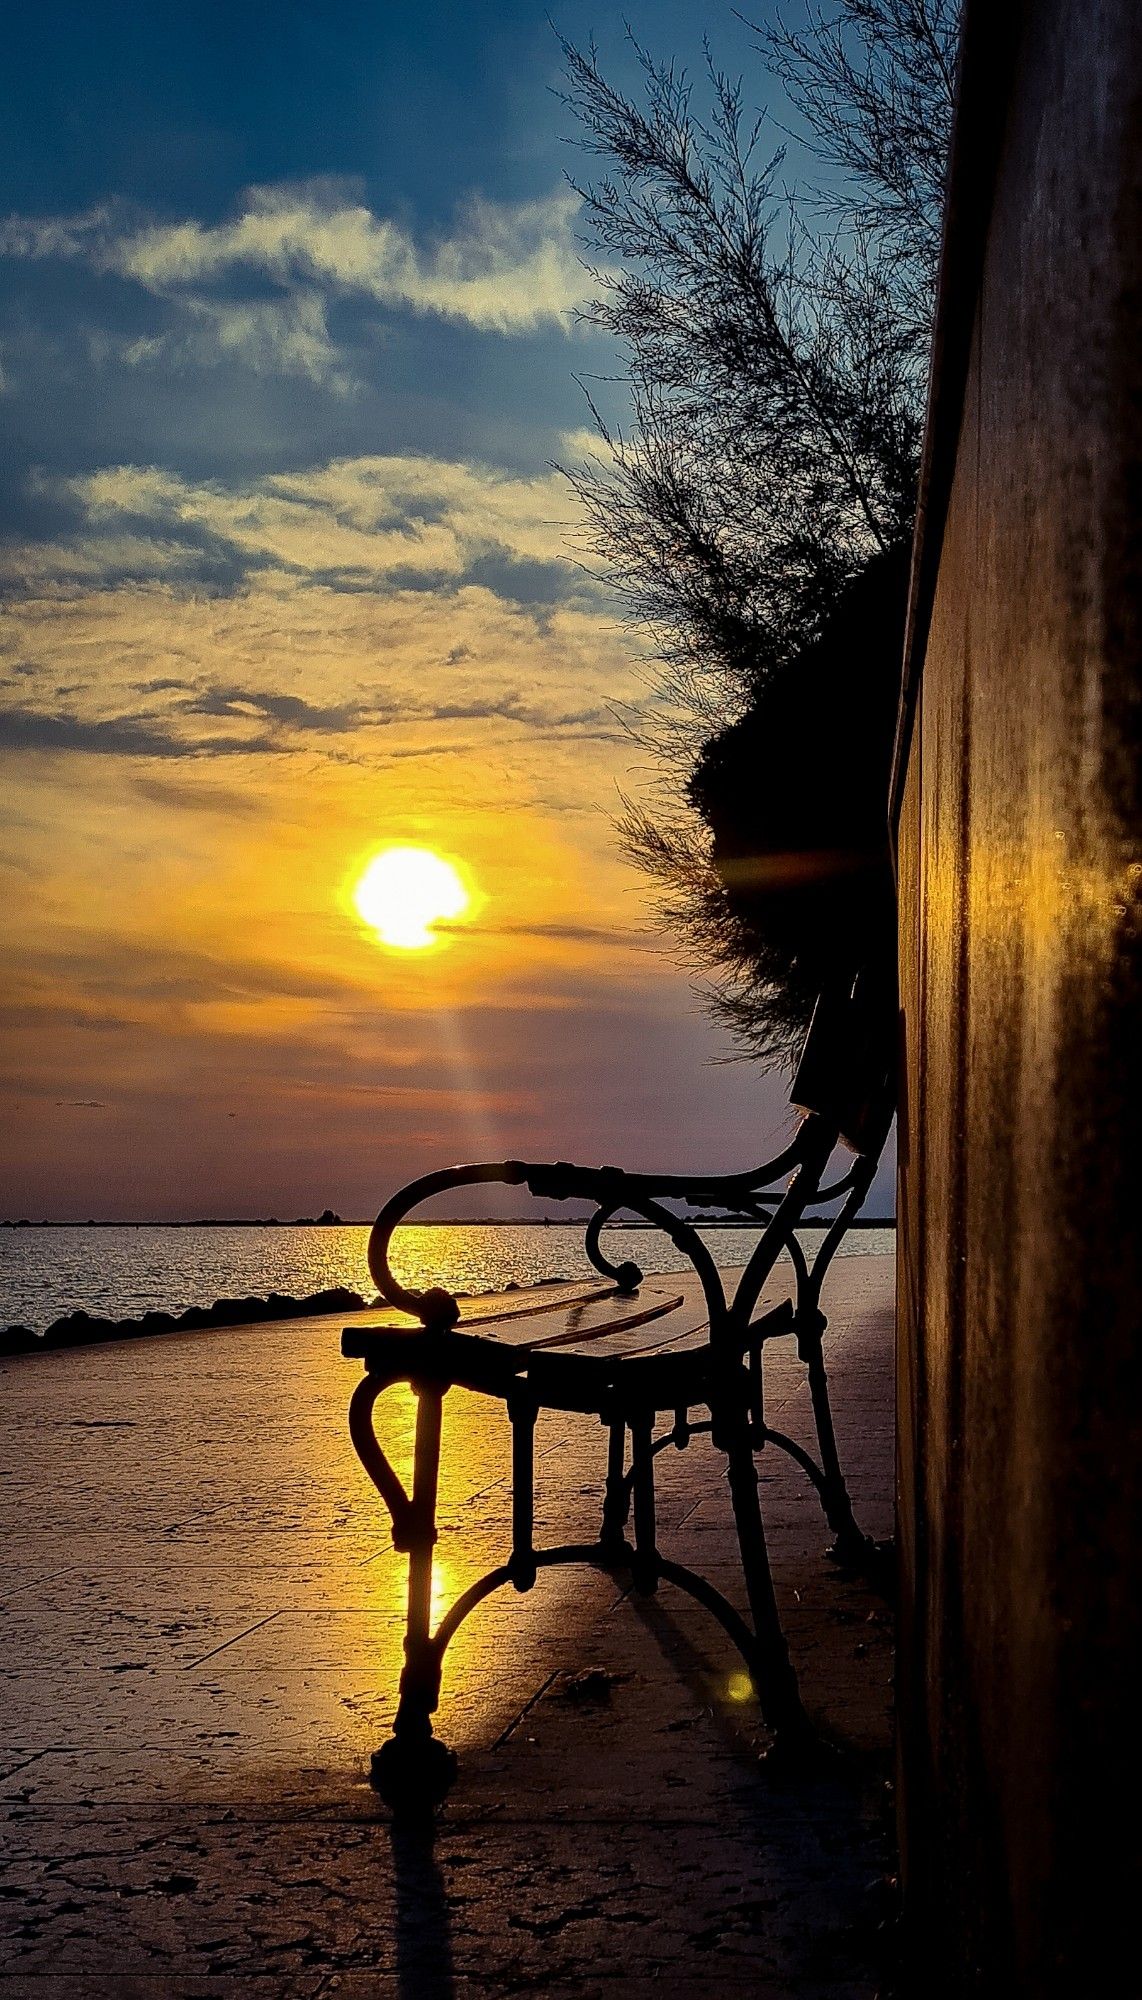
353, 845, 470, 951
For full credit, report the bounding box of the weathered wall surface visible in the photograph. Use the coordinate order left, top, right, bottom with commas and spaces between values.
896, 0, 1142, 1988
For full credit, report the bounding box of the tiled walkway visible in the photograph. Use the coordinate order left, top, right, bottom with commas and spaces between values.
0, 1254, 895, 1996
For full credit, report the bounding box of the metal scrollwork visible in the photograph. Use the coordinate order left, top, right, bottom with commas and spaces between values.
363, 1114, 877, 1367
583, 1205, 643, 1293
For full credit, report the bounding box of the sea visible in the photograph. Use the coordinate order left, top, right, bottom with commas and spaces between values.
0, 1221, 896, 1337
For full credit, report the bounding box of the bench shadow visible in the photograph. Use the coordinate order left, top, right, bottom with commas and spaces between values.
387, 1818, 455, 2000
368, 1565, 891, 1995
621, 1582, 895, 1987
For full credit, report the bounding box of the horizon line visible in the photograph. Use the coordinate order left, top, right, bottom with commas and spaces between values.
0, 1214, 898, 1229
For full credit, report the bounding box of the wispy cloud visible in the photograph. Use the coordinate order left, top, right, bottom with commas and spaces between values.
124, 292, 345, 389
0, 702, 286, 760
0, 448, 644, 767
17, 452, 589, 595
0, 182, 589, 382
119, 184, 587, 331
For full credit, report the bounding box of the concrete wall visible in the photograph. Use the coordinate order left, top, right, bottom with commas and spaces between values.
896, 0, 1142, 1988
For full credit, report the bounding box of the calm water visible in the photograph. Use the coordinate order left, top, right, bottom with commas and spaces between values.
0, 1222, 895, 1335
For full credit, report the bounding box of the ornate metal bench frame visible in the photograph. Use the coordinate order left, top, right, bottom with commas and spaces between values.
343, 1096, 885, 1811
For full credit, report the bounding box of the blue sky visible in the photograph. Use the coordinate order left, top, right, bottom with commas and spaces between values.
0, 1, 896, 1221
1, 3, 786, 490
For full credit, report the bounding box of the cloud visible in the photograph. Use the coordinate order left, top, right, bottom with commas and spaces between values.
0, 700, 358, 761
130, 773, 265, 818
114, 183, 587, 332
454, 919, 634, 945
0, 211, 108, 260
187, 685, 368, 733
0, 579, 642, 772
14, 451, 592, 599
559, 425, 620, 464
0, 183, 589, 382
124, 292, 347, 390
18, 935, 376, 1013
0, 705, 209, 759
0, 452, 649, 771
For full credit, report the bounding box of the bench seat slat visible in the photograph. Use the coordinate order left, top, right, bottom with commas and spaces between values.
342, 1270, 803, 1377
344, 1275, 707, 1360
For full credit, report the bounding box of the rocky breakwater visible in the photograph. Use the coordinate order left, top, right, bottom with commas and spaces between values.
0, 1286, 375, 1359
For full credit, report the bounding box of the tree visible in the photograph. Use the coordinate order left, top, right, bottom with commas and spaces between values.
561, 4, 959, 1063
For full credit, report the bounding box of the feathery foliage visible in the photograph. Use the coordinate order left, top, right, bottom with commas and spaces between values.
560, 4, 959, 1062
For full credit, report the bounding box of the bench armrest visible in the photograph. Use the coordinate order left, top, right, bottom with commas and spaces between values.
366, 1110, 882, 1351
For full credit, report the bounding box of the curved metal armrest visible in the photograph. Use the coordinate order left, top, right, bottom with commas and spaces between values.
366, 1153, 728, 1332
365, 1110, 880, 1346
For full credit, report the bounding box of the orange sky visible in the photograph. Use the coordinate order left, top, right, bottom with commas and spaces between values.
1, 454, 818, 1217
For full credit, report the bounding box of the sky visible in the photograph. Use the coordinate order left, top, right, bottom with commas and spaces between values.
0, 1, 896, 1221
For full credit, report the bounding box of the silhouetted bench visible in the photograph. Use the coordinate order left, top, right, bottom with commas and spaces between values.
342, 980, 892, 1809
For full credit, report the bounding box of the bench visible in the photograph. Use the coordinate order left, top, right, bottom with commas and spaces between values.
342, 982, 892, 1809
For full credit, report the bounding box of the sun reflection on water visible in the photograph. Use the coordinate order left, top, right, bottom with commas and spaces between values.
5, 1219, 897, 1334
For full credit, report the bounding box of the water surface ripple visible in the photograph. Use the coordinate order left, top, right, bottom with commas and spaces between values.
0, 1221, 895, 1335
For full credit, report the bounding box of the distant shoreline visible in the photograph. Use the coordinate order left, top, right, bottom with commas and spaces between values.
1, 1215, 897, 1229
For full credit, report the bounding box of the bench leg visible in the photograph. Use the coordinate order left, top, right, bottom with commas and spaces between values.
508, 1389, 538, 1590
629, 1413, 659, 1593
599, 1417, 630, 1556
720, 1401, 811, 1746
371, 1383, 458, 1814
799, 1319, 875, 1566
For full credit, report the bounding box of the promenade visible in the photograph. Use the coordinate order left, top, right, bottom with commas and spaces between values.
0, 1254, 895, 1998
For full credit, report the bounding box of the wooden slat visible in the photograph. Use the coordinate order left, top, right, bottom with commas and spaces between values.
356, 1276, 691, 1351
351, 1266, 798, 1364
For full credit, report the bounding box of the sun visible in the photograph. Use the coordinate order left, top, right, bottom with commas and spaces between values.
352, 845, 470, 951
